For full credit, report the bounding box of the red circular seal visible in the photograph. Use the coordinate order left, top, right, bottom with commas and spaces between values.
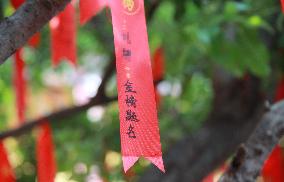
122, 0, 141, 15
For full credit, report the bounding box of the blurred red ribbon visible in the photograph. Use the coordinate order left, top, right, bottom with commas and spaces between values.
262, 145, 284, 182
274, 76, 284, 102
79, 0, 107, 24
0, 142, 15, 182
281, 0, 284, 12
50, 3, 77, 66
11, 0, 39, 124
109, 0, 164, 172
11, 0, 40, 124
152, 47, 165, 107
36, 123, 57, 182
152, 47, 165, 82
13, 32, 56, 182
10, 0, 24, 9
28, 32, 41, 48
13, 49, 26, 123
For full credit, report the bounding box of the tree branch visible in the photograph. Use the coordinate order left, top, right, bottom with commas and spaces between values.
0, 0, 71, 65
0, 96, 116, 139
0, 58, 117, 139
219, 101, 284, 182
96, 57, 116, 98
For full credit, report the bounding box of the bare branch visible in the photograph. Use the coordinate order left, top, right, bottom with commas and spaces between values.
0, 0, 71, 65
0, 96, 116, 139
219, 101, 284, 182
0, 58, 117, 139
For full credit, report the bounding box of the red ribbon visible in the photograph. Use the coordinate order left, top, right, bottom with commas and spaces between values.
262, 145, 284, 182
14, 49, 26, 124
50, 3, 77, 66
274, 76, 284, 102
152, 47, 165, 107
36, 123, 57, 182
10, 0, 24, 9
13, 36, 56, 182
281, 0, 284, 12
28, 33, 41, 48
0, 142, 15, 182
109, 0, 164, 172
79, 0, 107, 24
11, 1, 29, 124
152, 47, 165, 82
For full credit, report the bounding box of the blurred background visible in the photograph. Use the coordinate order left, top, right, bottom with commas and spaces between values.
0, 0, 283, 181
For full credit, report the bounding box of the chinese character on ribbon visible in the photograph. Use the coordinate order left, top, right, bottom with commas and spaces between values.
125, 95, 137, 108
124, 80, 136, 93
126, 124, 136, 138
126, 110, 139, 122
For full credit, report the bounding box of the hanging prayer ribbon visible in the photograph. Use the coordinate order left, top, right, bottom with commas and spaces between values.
274, 76, 284, 102
152, 47, 165, 107
28, 33, 41, 48
109, 0, 164, 172
14, 49, 26, 124
262, 145, 284, 182
281, 0, 284, 12
79, 0, 107, 25
0, 142, 15, 182
36, 123, 57, 182
152, 47, 165, 82
50, 3, 77, 66
10, 0, 24, 9
13, 44, 58, 182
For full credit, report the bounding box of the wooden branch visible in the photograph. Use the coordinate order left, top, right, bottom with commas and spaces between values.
0, 0, 71, 65
96, 57, 116, 97
218, 101, 284, 182
0, 96, 117, 139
